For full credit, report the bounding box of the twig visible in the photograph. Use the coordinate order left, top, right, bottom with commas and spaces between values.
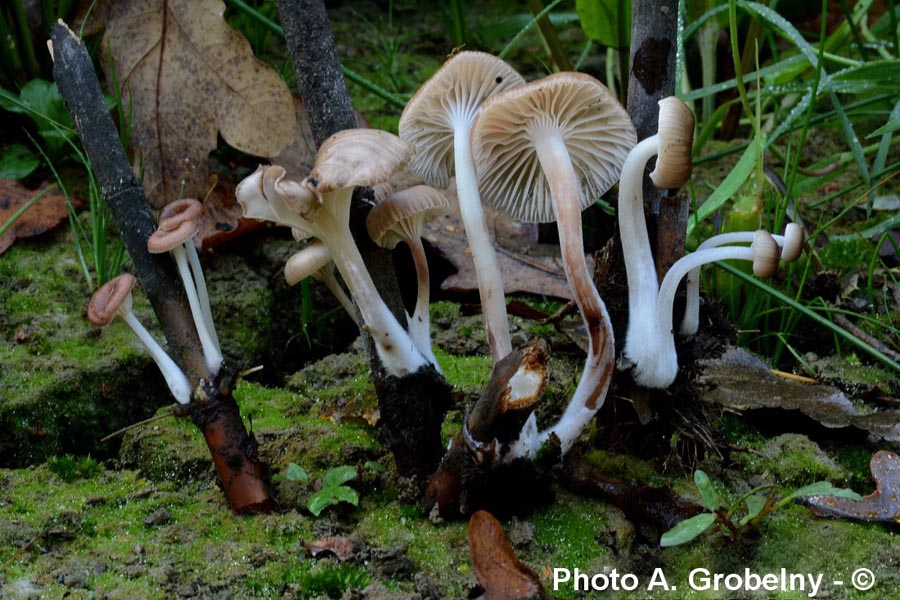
833, 312, 900, 363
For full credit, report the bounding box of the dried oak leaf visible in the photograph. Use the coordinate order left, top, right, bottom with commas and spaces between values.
94, 0, 296, 207
0, 180, 73, 254
804, 450, 900, 524
468, 510, 544, 600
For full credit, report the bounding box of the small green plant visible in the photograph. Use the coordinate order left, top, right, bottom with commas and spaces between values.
276, 462, 362, 516
47, 454, 103, 483
660, 469, 861, 547
299, 563, 371, 599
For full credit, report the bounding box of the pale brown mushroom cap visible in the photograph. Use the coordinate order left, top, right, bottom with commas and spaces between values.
752, 229, 780, 279
307, 129, 414, 195
88, 273, 136, 326
147, 219, 200, 253
366, 185, 450, 249
649, 97, 695, 189
159, 198, 203, 231
398, 51, 525, 189
781, 223, 804, 262
284, 243, 333, 287
471, 72, 637, 223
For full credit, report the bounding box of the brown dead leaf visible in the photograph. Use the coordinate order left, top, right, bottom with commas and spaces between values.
423, 182, 582, 301
804, 451, 900, 524
468, 510, 544, 600
94, 0, 296, 207
0, 181, 73, 254
302, 535, 361, 561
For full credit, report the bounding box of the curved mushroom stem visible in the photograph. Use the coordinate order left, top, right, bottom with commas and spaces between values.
183, 241, 221, 353
512, 129, 615, 457
406, 235, 441, 371
117, 304, 192, 405
171, 246, 223, 374
680, 230, 792, 336
453, 121, 513, 363
315, 190, 428, 377
654, 245, 760, 388
315, 266, 360, 327
618, 134, 664, 384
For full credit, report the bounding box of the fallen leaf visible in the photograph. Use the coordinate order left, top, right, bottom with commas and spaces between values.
694, 346, 900, 443
0, 180, 73, 254
302, 535, 361, 561
804, 451, 900, 524
468, 510, 544, 600
195, 176, 268, 249
94, 0, 297, 206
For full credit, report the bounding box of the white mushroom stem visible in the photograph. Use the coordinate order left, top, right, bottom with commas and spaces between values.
653, 245, 765, 388
171, 246, 223, 374
618, 135, 665, 387
453, 121, 512, 363
314, 189, 427, 377
527, 128, 615, 456
183, 241, 220, 353
117, 300, 192, 405
406, 234, 440, 370
316, 268, 360, 327
680, 230, 791, 336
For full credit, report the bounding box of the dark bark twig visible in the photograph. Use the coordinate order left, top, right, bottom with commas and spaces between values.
51, 21, 274, 514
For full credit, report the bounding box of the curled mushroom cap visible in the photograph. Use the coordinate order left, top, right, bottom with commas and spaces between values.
752, 229, 780, 279
284, 243, 333, 287
650, 97, 695, 189
472, 71, 636, 223
399, 51, 525, 189
159, 199, 203, 231
147, 219, 200, 254
88, 273, 136, 326
780, 223, 804, 262
309, 128, 415, 194
366, 185, 450, 249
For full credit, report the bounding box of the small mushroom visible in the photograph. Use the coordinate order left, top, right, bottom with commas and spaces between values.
237, 129, 428, 377
148, 214, 223, 375
366, 185, 449, 369
88, 274, 191, 404
157, 199, 220, 354
651, 229, 785, 388
471, 72, 636, 457
680, 223, 804, 335
618, 97, 695, 388
399, 51, 525, 363
284, 242, 359, 326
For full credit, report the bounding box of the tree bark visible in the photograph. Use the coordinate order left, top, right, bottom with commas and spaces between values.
52, 22, 274, 514
276, 0, 451, 478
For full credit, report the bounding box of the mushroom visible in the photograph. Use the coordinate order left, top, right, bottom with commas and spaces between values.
680, 223, 805, 336
88, 273, 192, 404
236, 129, 428, 377
399, 51, 525, 363
284, 242, 359, 326
366, 185, 449, 369
649, 229, 784, 388
148, 214, 223, 375
470, 72, 637, 457
157, 199, 220, 354
617, 97, 695, 388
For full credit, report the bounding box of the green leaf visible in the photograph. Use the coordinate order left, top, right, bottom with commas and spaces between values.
660, 513, 717, 547
0, 144, 40, 179
739, 495, 767, 526
322, 465, 357, 489
284, 462, 309, 483
576, 0, 630, 48
778, 481, 863, 507
308, 485, 360, 517
687, 140, 758, 237
694, 470, 719, 511
363, 460, 387, 473
868, 116, 900, 138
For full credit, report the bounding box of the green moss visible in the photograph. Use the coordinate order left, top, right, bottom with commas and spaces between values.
434, 348, 492, 393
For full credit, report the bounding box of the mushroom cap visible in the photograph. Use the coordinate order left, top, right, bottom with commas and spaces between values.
159, 198, 203, 231
237, 164, 320, 228
366, 185, 450, 249
147, 218, 200, 253
88, 273, 136, 326
780, 222, 804, 262
752, 229, 780, 279
398, 51, 525, 189
471, 72, 637, 223
649, 97, 695, 189
307, 129, 414, 195
284, 243, 333, 287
